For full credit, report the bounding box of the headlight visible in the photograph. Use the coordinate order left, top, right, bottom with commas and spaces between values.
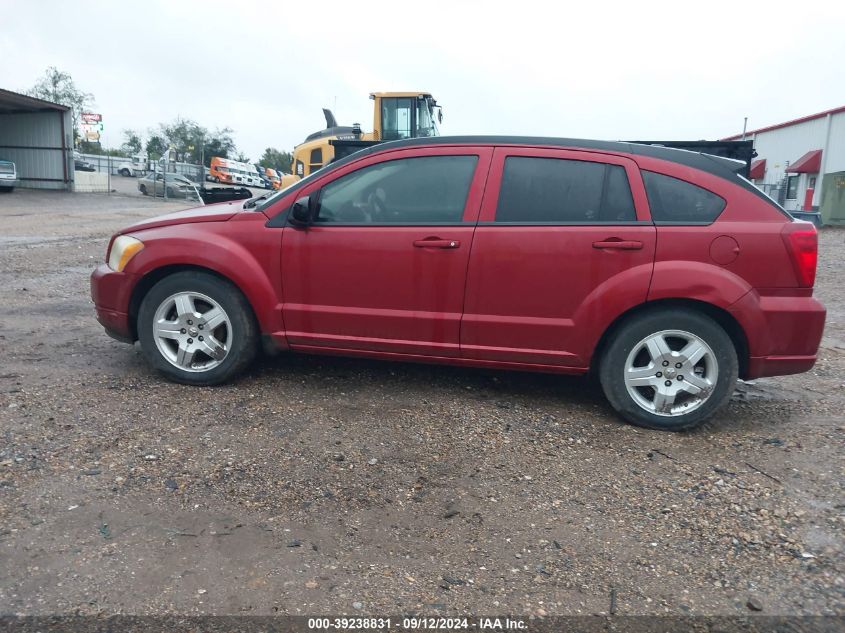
107, 235, 144, 272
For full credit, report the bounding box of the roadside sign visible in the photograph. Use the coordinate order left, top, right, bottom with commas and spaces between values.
81, 112, 102, 124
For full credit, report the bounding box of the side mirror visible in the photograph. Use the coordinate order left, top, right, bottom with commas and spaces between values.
289, 195, 314, 226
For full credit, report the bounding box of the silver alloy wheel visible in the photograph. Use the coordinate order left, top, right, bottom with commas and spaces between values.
152, 291, 232, 372
623, 329, 718, 417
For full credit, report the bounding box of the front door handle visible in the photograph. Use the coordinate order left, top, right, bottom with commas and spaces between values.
592, 239, 643, 250
413, 238, 461, 249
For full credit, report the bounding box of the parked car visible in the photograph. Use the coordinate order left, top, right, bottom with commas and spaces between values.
74, 158, 96, 172
91, 136, 825, 431
137, 172, 199, 199
0, 159, 18, 191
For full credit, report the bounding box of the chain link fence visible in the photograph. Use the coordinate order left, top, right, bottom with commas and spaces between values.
72, 152, 256, 203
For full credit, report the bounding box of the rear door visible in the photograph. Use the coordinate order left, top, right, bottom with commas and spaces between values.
461, 147, 656, 368
281, 146, 492, 357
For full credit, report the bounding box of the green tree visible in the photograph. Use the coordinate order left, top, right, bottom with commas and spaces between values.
234, 151, 250, 163
121, 129, 143, 155
158, 118, 235, 165
201, 129, 236, 166
145, 134, 167, 160
259, 147, 293, 174
26, 66, 94, 147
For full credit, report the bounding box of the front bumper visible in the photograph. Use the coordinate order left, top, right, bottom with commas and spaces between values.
729, 290, 826, 379
90, 263, 139, 343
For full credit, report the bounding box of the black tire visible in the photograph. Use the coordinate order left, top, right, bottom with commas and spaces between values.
599, 308, 738, 431
137, 271, 258, 385
139, 184, 147, 195
119, 168, 130, 177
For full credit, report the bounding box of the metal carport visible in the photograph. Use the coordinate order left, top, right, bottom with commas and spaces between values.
0, 88, 73, 190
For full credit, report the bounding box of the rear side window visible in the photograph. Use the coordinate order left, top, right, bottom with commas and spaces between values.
642, 171, 726, 223
317, 155, 478, 224
495, 157, 636, 223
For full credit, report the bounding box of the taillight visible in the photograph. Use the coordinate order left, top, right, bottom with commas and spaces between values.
781, 222, 818, 288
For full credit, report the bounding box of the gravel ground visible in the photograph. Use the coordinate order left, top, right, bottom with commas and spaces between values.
0, 189, 843, 617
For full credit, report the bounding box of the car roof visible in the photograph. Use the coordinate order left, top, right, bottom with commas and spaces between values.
364, 135, 744, 175
277, 135, 773, 211
322, 135, 767, 203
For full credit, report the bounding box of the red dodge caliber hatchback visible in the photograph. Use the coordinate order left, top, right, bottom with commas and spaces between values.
91, 137, 826, 431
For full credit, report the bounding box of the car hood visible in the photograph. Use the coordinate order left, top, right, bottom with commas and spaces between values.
119, 202, 243, 234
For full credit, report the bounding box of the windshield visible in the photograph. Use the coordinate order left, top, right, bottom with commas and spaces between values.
252, 160, 338, 212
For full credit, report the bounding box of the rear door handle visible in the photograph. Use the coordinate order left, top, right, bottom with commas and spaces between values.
413, 238, 461, 249
592, 239, 643, 250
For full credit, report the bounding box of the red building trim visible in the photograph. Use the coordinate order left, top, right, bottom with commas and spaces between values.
721, 105, 845, 140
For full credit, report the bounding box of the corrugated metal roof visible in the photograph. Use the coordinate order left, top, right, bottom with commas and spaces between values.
0, 88, 70, 113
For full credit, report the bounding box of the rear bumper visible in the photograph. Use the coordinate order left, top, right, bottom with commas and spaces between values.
0, 177, 18, 188
90, 264, 138, 343
746, 354, 818, 379
729, 290, 826, 379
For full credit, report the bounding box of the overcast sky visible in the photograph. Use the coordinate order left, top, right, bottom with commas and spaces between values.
3, 0, 844, 160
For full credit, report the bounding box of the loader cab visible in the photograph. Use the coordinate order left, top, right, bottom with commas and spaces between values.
371, 92, 441, 141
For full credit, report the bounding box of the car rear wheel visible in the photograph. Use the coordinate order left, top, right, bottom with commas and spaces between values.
599, 308, 738, 431
139, 184, 147, 195
119, 168, 130, 177
137, 271, 258, 385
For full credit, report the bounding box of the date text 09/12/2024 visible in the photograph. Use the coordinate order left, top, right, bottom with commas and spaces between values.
306, 617, 528, 630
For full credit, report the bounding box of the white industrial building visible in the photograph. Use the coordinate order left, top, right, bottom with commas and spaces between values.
723, 106, 845, 224
0, 88, 74, 190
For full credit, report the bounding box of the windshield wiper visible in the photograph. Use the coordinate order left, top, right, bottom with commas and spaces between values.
243, 193, 270, 209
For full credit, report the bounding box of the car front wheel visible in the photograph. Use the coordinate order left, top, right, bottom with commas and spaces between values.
599, 308, 738, 431
137, 271, 258, 385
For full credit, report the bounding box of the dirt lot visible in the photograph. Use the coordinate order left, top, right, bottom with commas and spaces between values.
0, 189, 843, 617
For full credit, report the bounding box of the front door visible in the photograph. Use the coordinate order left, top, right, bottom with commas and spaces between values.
280, 147, 492, 357
461, 147, 656, 368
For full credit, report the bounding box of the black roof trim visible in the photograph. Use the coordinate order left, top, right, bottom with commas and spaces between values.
355, 134, 748, 173
276, 135, 776, 211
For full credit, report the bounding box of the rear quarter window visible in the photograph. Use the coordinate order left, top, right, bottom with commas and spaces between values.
642, 171, 726, 224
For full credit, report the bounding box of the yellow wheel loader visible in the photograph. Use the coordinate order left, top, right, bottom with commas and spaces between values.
280, 92, 441, 189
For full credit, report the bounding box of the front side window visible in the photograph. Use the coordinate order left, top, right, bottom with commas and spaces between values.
495, 157, 636, 223
316, 155, 478, 224
642, 171, 726, 223
786, 175, 799, 200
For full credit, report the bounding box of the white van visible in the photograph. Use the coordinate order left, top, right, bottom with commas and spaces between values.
0, 159, 18, 191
